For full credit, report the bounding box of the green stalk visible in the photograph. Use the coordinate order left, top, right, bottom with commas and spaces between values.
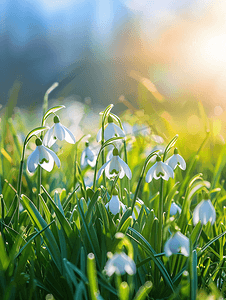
131, 150, 160, 213
157, 178, 164, 254
101, 121, 106, 188
16, 139, 26, 228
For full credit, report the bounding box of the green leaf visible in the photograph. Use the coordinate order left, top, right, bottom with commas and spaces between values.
0, 232, 10, 271
41, 185, 73, 239
127, 227, 175, 293
133, 281, 153, 300
21, 194, 62, 272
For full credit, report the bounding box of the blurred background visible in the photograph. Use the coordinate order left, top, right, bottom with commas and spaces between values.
1, 0, 226, 117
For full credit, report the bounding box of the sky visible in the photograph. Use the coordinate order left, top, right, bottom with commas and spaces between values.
1, 0, 226, 114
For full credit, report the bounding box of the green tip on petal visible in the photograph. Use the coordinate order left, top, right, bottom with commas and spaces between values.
108, 115, 114, 123
85, 141, 89, 147
35, 138, 42, 146
174, 148, 178, 154
53, 115, 60, 123
113, 148, 119, 156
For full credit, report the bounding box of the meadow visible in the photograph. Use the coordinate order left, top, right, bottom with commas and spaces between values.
1, 82, 226, 300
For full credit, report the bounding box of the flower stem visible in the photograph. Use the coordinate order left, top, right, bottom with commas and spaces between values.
16, 140, 26, 229
101, 123, 106, 188
158, 178, 164, 254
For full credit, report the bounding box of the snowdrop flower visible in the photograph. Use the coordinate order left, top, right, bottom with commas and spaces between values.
105, 252, 136, 276
80, 142, 96, 168
27, 138, 60, 173
105, 189, 126, 215
170, 202, 182, 216
146, 155, 174, 182
164, 232, 189, 257
43, 115, 76, 147
193, 199, 216, 226
97, 148, 132, 180
97, 115, 125, 142
166, 148, 186, 170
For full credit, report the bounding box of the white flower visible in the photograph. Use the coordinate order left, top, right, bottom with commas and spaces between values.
146, 155, 174, 182
165, 148, 186, 170
97, 115, 125, 142
164, 232, 189, 257
27, 138, 60, 173
80, 142, 96, 168
193, 199, 216, 226
43, 115, 76, 147
105, 252, 136, 276
97, 148, 132, 180
105, 194, 126, 215
170, 202, 182, 216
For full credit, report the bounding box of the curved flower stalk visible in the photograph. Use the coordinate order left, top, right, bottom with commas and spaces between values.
146, 155, 174, 182
165, 148, 186, 170
170, 201, 182, 216
27, 138, 60, 173
97, 148, 132, 180
164, 232, 189, 257
43, 115, 76, 147
97, 115, 125, 142
80, 141, 97, 169
104, 252, 136, 276
193, 198, 216, 226
105, 190, 126, 215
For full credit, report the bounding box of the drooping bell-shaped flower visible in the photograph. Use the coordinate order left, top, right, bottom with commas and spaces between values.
193, 198, 216, 226
43, 115, 76, 147
104, 252, 136, 276
80, 141, 96, 169
165, 148, 186, 170
97, 115, 125, 142
170, 201, 182, 216
146, 155, 174, 182
27, 138, 61, 173
164, 232, 189, 257
105, 189, 126, 215
97, 148, 132, 180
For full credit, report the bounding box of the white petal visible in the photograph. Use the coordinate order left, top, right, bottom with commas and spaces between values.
96, 128, 102, 142
43, 146, 61, 168
80, 150, 87, 169
104, 123, 116, 141
55, 123, 65, 141
61, 124, 76, 144
43, 126, 56, 147
38, 145, 50, 163
164, 238, 173, 257
109, 156, 120, 174
40, 152, 54, 172
177, 154, 186, 170
166, 155, 177, 170
193, 201, 201, 226
107, 195, 120, 215
86, 147, 95, 161
27, 147, 39, 173
113, 123, 125, 138
145, 163, 157, 183
97, 160, 111, 180
161, 162, 174, 180
117, 156, 132, 179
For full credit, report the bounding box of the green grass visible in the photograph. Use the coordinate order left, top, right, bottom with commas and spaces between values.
1, 84, 226, 300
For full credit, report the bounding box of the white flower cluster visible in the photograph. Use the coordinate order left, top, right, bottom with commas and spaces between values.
27, 115, 76, 173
